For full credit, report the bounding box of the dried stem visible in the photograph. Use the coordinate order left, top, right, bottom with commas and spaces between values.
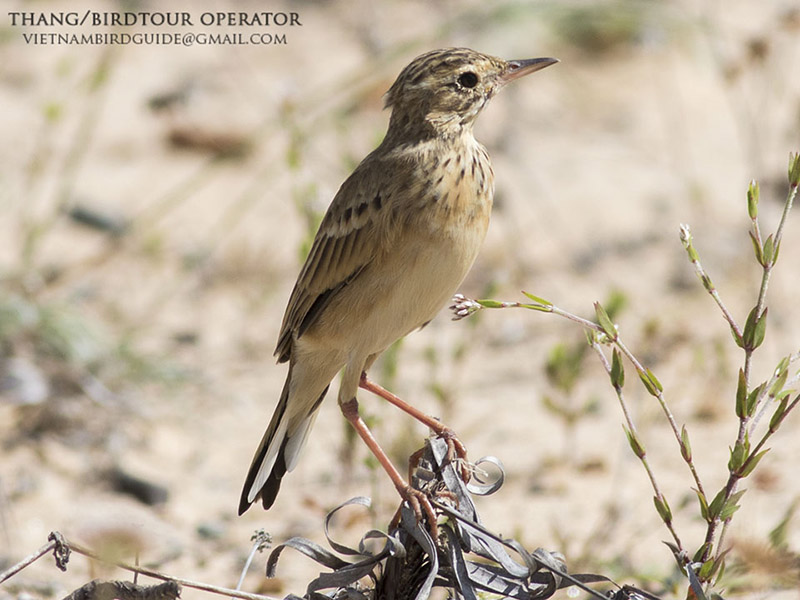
0, 539, 58, 584
0, 532, 277, 600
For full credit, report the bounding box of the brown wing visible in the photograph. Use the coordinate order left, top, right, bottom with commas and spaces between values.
274, 157, 394, 363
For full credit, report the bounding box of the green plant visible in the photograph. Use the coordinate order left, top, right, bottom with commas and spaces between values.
451, 152, 800, 598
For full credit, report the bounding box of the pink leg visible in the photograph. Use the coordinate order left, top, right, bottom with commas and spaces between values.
340, 397, 438, 537
359, 373, 469, 479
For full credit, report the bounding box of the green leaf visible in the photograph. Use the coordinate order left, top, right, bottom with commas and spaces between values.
702, 549, 730, 587
746, 383, 765, 418
638, 369, 660, 397
524, 303, 554, 313
769, 368, 789, 399
611, 348, 625, 388
653, 495, 672, 524
789, 151, 800, 187
521, 291, 552, 306
594, 302, 617, 340
728, 440, 746, 472
775, 355, 790, 376
692, 542, 713, 564
632, 368, 663, 398
695, 489, 710, 522
739, 448, 770, 478
477, 299, 505, 308
720, 489, 747, 520
735, 368, 747, 419
708, 488, 727, 521
663, 541, 681, 557
742, 306, 759, 349
752, 307, 768, 349
647, 368, 663, 392
698, 558, 716, 580
748, 231, 763, 265
738, 305, 768, 351
714, 549, 732, 584
762, 234, 775, 265
747, 180, 759, 219
680, 425, 692, 462
730, 323, 745, 349
770, 397, 789, 432
697, 547, 730, 584
624, 426, 646, 458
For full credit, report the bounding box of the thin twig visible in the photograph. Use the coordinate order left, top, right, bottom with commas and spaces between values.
590, 343, 684, 554
236, 530, 271, 592
0, 539, 57, 584
613, 338, 706, 499
1, 533, 277, 600
679, 224, 742, 341
461, 296, 707, 499
750, 350, 800, 432
67, 539, 277, 600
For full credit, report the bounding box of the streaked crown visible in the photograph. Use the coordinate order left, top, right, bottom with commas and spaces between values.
384, 48, 557, 139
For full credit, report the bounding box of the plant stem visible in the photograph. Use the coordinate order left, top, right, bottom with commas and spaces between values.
591, 342, 685, 554
750, 350, 800, 432
471, 298, 707, 501
680, 225, 742, 341
700, 180, 797, 577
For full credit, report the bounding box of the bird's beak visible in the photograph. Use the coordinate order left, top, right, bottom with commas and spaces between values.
500, 57, 559, 85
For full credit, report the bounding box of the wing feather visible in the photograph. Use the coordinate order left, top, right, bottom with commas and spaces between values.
275, 156, 399, 363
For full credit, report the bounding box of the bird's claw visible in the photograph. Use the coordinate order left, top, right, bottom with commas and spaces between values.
438, 429, 471, 483
390, 485, 439, 539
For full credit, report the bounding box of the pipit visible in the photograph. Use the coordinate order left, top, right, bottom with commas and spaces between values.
239, 48, 557, 525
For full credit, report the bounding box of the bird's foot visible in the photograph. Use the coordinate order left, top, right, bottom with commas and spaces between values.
437, 428, 471, 484
390, 485, 439, 539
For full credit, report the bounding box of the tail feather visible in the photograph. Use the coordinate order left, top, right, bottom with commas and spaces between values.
238, 367, 329, 516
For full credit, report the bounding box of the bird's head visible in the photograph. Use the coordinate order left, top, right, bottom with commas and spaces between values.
384, 48, 557, 138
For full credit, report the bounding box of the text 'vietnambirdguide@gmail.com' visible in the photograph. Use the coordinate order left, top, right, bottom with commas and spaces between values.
7, 10, 302, 46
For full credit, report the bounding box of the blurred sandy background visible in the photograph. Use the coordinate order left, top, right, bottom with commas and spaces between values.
1, 0, 800, 598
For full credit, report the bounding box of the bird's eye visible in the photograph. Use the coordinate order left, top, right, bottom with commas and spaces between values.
458, 71, 479, 88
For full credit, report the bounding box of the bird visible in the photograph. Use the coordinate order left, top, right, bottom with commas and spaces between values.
239, 47, 558, 522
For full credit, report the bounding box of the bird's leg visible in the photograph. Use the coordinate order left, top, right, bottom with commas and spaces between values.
339, 397, 438, 538
359, 372, 470, 482
407, 447, 426, 482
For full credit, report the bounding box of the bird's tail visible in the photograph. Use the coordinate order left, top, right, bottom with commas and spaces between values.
238, 366, 329, 515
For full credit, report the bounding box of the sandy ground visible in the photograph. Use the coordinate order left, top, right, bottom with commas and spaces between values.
2, 1, 800, 599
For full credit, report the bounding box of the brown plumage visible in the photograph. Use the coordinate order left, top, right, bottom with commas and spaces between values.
239, 48, 557, 517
